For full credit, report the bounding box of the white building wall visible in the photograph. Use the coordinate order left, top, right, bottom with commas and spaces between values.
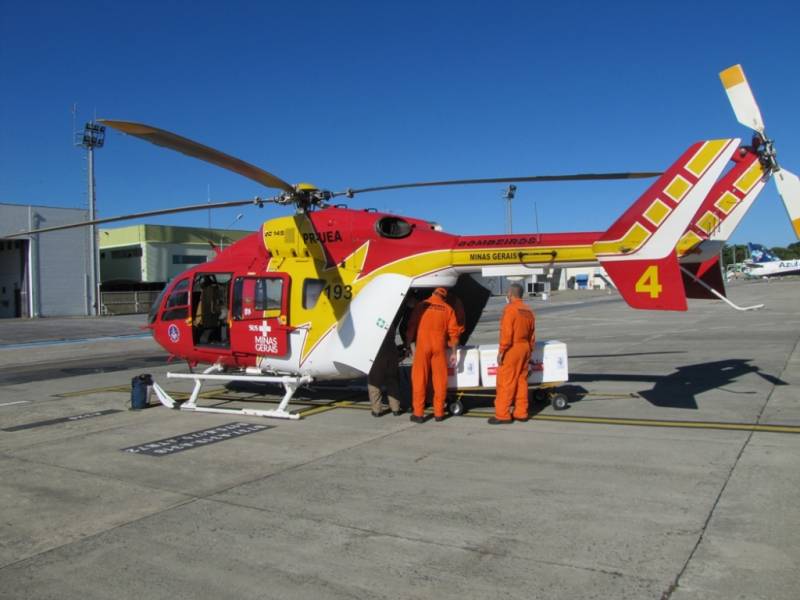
0, 203, 91, 317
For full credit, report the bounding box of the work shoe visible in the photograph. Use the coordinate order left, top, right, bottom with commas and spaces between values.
392, 409, 406, 416
409, 414, 425, 424
487, 417, 513, 425
371, 411, 382, 418
434, 416, 445, 422
514, 416, 530, 422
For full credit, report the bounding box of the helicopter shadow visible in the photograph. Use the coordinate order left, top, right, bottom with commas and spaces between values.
568, 358, 787, 409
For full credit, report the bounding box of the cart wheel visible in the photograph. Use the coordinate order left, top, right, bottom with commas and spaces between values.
448, 400, 465, 416
550, 393, 568, 411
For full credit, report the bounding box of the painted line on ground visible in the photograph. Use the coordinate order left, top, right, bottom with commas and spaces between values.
458, 410, 800, 434
54, 385, 131, 398
41, 385, 798, 434
0, 400, 30, 407
2, 409, 123, 432
0, 333, 150, 350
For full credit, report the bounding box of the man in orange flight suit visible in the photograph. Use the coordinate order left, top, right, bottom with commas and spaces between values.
490, 282, 536, 424
406, 287, 461, 423
446, 292, 466, 345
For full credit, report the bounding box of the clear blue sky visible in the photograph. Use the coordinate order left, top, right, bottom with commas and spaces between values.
2, 0, 799, 247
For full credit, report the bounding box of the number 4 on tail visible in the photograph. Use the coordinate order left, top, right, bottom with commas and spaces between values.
635, 265, 663, 299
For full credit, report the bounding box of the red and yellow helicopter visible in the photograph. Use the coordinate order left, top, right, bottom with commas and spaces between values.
16, 65, 800, 419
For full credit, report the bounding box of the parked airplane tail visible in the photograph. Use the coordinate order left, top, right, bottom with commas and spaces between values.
748, 243, 780, 263
594, 139, 739, 310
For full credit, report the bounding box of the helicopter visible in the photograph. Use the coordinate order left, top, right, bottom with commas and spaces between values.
12, 64, 799, 419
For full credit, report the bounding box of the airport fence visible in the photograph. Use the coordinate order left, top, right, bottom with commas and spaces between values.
101, 291, 161, 315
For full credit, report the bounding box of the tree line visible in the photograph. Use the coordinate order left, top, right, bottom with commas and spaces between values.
722, 242, 800, 265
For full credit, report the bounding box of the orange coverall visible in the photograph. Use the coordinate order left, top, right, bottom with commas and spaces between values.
407, 292, 461, 418
448, 294, 466, 344
495, 297, 536, 420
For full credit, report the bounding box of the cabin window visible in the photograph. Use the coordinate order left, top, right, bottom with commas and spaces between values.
173, 255, 207, 265
303, 279, 326, 309
233, 276, 285, 320
375, 216, 413, 239
162, 278, 190, 321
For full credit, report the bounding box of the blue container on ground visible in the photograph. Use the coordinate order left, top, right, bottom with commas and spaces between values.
131, 374, 153, 410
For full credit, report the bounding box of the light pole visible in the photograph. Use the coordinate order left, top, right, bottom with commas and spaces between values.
221, 213, 243, 249
80, 122, 105, 315
503, 185, 516, 234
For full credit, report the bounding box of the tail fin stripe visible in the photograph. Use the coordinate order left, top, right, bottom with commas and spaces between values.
643, 199, 671, 227
715, 191, 740, 214
664, 175, 692, 202
734, 161, 766, 194
678, 148, 763, 253
686, 140, 732, 177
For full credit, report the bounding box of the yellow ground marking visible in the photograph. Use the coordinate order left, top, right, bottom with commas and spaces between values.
528, 414, 800, 434
696, 211, 721, 235
720, 64, 745, 89
592, 222, 651, 256
714, 191, 740, 215
686, 139, 729, 177
644, 199, 671, 227
664, 175, 691, 203
675, 230, 703, 255
734, 162, 765, 194
299, 399, 356, 418
54, 384, 800, 435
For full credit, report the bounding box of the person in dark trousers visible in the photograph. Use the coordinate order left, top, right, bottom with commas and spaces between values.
367, 318, 404, 417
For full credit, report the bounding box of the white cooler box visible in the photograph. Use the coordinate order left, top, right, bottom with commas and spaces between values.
446, 346, 481, 389
478, 340, 568, 388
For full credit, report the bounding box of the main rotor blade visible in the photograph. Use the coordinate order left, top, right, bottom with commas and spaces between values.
336, 171, 662, 197
99, 120, 295, 193
720, 64, 765, 135
7, 198, 265, 237
774, 168, 800, 239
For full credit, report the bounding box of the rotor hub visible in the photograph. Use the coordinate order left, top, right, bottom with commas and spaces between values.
752, 133, 779, 173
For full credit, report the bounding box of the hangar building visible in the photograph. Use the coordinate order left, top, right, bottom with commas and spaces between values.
99, 224, 252, 287
0, 203, 92, 318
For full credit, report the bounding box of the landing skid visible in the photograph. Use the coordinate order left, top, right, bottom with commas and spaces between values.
151, 365, 313, 420
680, 266, 764, 311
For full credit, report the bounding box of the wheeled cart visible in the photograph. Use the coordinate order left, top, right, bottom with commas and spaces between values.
445, 340, 569, 415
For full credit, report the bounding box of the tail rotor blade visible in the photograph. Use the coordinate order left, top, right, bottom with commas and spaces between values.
774, 168, 800, 239
720, 64, 765, 135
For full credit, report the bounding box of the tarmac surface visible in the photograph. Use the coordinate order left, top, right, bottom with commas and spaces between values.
0, 279, 798, 599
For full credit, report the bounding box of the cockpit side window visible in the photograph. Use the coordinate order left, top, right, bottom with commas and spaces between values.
162, 278, 190, 321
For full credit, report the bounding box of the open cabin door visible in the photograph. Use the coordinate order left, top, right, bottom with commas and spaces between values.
192, 273, 232, 348
230, 274, 291, 359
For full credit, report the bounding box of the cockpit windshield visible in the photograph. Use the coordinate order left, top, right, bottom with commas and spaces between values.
148, 284, 170, 324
